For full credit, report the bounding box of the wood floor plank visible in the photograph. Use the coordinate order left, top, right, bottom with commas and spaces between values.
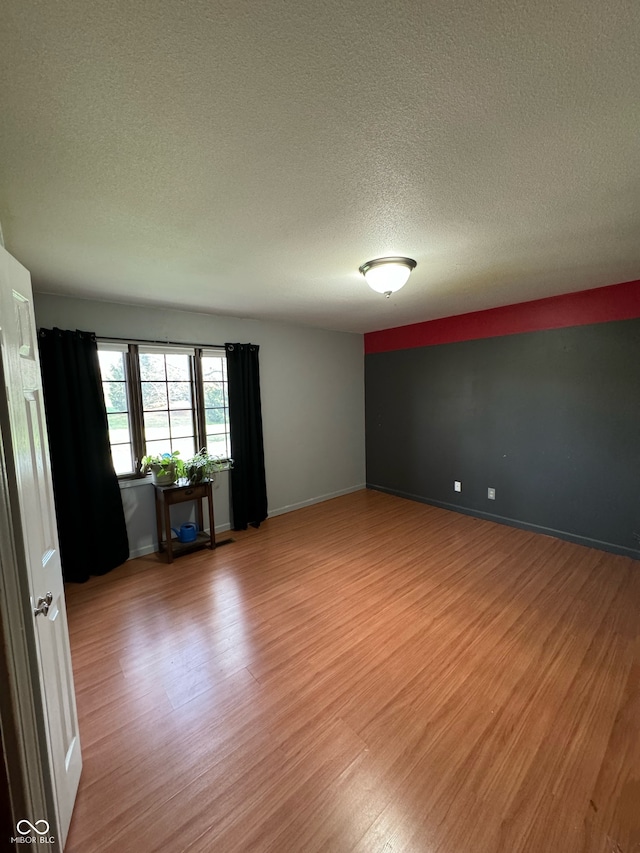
63, 490, 639, 853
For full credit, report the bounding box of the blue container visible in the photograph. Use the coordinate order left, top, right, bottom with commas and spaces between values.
171, 522, 198, 543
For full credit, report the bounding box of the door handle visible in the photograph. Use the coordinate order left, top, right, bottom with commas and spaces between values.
34, 591, 53, 618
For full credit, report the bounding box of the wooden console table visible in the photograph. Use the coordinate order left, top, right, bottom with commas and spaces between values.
154, 481, 216, 563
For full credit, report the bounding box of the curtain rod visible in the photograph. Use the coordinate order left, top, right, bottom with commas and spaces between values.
98, 335, 226, 349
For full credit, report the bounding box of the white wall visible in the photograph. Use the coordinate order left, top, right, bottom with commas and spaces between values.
34, 293, 365, 557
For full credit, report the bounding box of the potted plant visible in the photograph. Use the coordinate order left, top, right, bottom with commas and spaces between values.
180, 448, 230, 486
140, 450, 181, 486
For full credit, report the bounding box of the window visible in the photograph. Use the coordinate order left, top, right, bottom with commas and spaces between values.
97, 343, 231, 476
202, 349, 231, 460
139, 348, 196, 460
98, 344, 135, 475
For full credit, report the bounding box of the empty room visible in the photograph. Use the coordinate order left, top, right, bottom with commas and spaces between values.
1, 1, 639, 852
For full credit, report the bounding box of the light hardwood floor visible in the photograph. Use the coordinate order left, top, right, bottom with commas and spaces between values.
64, 490, 640, 853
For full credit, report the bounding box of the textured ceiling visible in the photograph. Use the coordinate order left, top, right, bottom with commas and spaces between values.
1, 0, 639, 334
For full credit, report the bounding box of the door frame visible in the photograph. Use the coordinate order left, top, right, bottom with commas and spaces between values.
0, 353, 58, 845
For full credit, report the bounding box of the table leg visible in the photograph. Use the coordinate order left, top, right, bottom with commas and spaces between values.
164, 499, 173, 563
155, 489, 163, 552
208, 483, 216, 549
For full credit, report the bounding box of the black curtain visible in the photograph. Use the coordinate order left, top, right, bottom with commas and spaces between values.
225, 343, 268, 530
39, 328, 129, 582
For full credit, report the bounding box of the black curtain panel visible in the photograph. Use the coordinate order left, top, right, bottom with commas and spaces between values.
225, 343, 268, 530
38, 328, 129, 582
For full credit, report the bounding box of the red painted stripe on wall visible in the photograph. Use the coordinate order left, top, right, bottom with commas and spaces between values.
364, 279, 640, 354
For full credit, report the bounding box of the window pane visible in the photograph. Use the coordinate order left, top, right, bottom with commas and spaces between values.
142, 381, 168, 411
201, 354, 230, 461
108, 413, 130, 445
98, 350, 125, 381
139, 353, 166, 381
202, 357, 224, 381
144, 410, 170, 441
99, 346, 133, 476
170, 410, 194, 438
206, 434, 229, 458
172, 436, 195, 459
166, 354, 191, 381
168, 382, 192, 409
111, 443, 134, 475
206, 410, 227, 430
103, 382, 128, 413
145, 439, 173, 458
203, 382, 225, 408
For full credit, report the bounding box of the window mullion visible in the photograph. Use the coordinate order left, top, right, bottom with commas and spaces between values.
193, 348, 206, 452
127, 344, 145, 474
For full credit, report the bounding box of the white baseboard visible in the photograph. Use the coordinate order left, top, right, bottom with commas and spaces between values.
268, 484, 366, 518
128, 543, 159, 559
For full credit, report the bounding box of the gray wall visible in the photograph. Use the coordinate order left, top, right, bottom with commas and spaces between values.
366, 318, 640, 559
35, 293, 365, 557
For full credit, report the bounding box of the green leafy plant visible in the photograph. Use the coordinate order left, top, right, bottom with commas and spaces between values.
179, 448, 231, 485
140, 450, 181, 485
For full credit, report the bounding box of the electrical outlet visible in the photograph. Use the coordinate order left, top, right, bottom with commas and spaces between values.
488, 487, 496, 500
454, 481, 462, 492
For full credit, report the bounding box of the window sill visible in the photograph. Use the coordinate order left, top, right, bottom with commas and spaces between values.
118, 468, 231, 489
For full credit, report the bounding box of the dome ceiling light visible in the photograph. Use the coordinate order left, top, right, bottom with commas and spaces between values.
359, 256, 417, 298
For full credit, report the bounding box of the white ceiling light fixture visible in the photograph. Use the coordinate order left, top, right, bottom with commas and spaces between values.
359, 256, 417, 298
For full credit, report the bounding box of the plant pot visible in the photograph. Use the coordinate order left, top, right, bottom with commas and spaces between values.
185, 468, 216, 486
150, 463, 176, 486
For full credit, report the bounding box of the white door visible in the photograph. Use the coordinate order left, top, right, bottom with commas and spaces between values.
0, 245, 81, 846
